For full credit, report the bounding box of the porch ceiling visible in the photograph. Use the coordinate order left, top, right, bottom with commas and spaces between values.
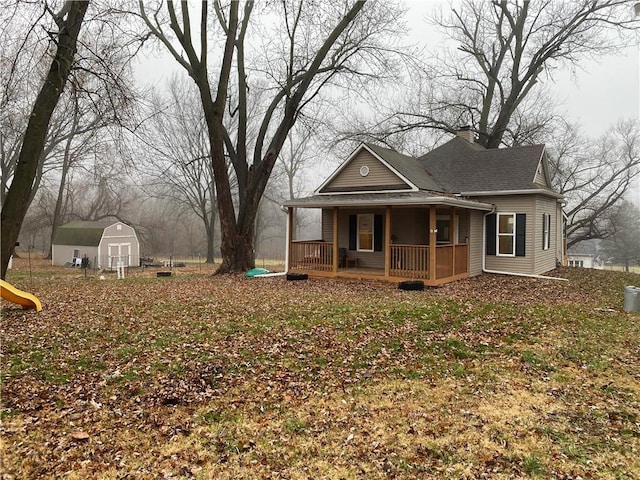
283, 191, 494, 211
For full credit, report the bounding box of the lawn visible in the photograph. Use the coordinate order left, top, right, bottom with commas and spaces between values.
1, 258, 639, 479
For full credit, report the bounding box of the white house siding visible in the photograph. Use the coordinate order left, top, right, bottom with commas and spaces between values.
533, 195, 559, 274
321, 150, 410, 192
390, 207, 429, 245
320, 208, 386, 268
556, 203, 565, 265
475, 195, 536, 275
98, 223, 140, 268
468, 211, 484, 277
321, 209, 333, 241
567, 254, 594, 268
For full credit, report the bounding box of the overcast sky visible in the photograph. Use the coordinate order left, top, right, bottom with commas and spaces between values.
135, 1, 640, 202
407, 1, 640, 138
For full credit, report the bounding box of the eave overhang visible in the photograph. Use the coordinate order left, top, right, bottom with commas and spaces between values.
283, 192, 494, 211
461, 188, 564, 200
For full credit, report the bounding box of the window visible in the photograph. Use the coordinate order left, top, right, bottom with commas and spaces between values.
436, 215, 450, 243
357, 214, 374, 252
486, 213, 526, 257
73, 249, 80, 258
497, 213, 515, 256
542, 213, 551, 250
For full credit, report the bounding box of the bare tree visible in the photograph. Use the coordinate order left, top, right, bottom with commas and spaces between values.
1, 1, 89, 279
379, 0, 639, 149
547, 119, 640, 248
599, 199, 640, 271
135, 77, 220, 263
137, 0, 402, 273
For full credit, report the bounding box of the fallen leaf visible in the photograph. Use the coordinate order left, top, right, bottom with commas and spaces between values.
70, 431, 90, 441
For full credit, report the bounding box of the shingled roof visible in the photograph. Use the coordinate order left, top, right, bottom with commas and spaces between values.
418, 137, 549, 194
53, 221, 115, 246
364, 143, 442, 192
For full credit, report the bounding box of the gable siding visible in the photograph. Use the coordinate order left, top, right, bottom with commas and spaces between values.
534, 164, 547, 186
474, 195, 536, 275
321, 151, 410, 192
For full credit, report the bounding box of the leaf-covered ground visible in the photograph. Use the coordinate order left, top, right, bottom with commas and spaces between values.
1, 258, 639, 479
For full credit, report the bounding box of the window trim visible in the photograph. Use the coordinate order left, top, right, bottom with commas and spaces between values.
496, 212, 516, 257
357, 213, 374, 252
542, 213, 551, 251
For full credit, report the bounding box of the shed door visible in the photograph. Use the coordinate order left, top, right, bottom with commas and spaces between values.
108, 243, 131, 268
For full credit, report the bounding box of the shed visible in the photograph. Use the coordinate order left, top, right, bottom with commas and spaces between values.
52, 221, 140, 269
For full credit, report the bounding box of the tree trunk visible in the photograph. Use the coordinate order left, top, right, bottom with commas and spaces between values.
0, 1, 89, 279
205, 206, 216, 264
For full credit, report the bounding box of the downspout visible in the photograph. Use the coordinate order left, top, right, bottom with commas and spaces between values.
482, 207, 568, 282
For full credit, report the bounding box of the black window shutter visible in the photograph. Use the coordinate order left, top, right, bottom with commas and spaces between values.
542, 214, 546, 249
486, 213, 496, 255
349, 215, 357, 251
516, 213, 526, 257
374, 214, 383, 252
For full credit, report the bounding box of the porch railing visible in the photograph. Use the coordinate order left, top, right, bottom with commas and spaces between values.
290, 241, 468, 280
390, 244, 430, 279
435, 244, 469, 278
289, 241, 333, 271
454, 244, 468, 275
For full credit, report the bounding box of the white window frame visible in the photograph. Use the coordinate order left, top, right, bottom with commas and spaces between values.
542, 213, 551, 251
357, 213, 374, 252
497, 212, 516, 257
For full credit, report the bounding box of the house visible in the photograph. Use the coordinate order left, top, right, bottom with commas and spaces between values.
52, 220, 140, 269
567, 241, 603, 269
283, 129, 565, 286
567, 253, 594, 268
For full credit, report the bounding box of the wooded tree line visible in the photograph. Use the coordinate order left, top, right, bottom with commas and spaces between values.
2, 0, 639, 279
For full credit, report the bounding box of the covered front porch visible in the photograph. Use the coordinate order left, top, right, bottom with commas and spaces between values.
284, 194, 492, 286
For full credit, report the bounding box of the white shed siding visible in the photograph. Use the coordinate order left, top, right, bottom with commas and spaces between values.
98, 223, 140, 268
52, 245, 99, 267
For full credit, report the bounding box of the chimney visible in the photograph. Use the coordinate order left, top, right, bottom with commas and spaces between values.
456, 125, 475, 143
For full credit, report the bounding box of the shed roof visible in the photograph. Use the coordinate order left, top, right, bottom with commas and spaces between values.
53, 220, 116, 246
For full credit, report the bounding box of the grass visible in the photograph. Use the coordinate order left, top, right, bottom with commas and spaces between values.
1, 258, 639, 478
